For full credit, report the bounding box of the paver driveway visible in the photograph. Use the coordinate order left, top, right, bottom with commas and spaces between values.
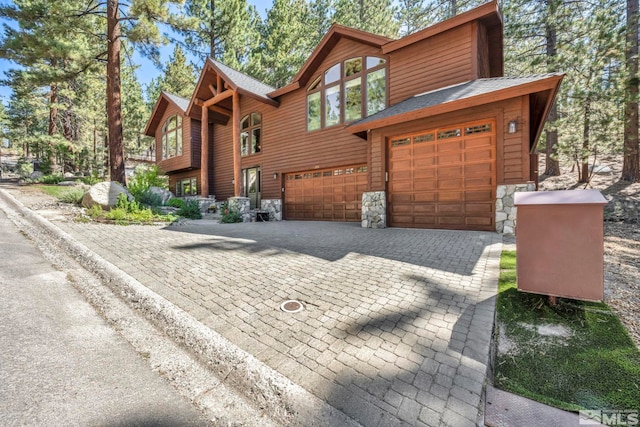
56, 219, 502, 427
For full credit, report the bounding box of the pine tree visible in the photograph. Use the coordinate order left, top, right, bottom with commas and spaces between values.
146, 45, 198, 107
249, 0, 312, 88
623, 0, 640, 182
332, 0, 399, 37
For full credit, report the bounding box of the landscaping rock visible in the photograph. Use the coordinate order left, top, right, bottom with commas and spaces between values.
147, 186, 174, 205
63, 172, 75, 178
81, 181, 133, 210
29, 171, 44, 180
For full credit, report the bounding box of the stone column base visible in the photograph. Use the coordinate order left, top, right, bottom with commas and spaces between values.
228, 197, 251, 223
260, 199, 282, 221
361, 191, 386, 228
496, 182, 536, 234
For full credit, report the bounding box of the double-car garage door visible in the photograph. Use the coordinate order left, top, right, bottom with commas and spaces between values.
284, 165, 368, 221
388, 120, 496, 231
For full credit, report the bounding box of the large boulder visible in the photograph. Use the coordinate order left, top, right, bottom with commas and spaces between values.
146, 186, 174, 205
81, 181, 134, 210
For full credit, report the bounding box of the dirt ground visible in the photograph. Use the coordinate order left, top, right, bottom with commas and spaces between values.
538, 155, 640, 348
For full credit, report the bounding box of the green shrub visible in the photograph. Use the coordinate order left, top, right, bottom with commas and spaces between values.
16, 161, 33, 178
82, 173, 103, 185
220, 201, 242, 223
87, 204, 103, 218
41, 174, 63, 184
105, 207, 127, 221
177, 199, 202, 219
168, 198, 186, 209
138, 190, 164, 207
59, 188, 85, 204
128, 165, 168, 201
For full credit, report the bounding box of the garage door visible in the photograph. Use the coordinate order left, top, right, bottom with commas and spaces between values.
388, 120, 496, 230
284, 165, 368, 221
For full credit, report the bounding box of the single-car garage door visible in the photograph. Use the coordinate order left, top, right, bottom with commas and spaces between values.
284, 165, 368, 221
388, 120, 496, 230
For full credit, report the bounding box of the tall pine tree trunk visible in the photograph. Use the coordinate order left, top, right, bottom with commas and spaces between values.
623, 0, 639, 182
580, 97, 591, 183
48, 82, 58, 174
544, 0, 561, 176
210, 0, 216, 57
107, 0, 126, 185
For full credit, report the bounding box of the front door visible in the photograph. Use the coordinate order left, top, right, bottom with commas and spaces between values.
243, 167, 261, 209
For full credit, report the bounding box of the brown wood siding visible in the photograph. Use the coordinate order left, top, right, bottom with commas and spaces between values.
155, 103, 196, 173
476, 23, 490, 78
369, 97, 530, 192
389, 23, 475, 105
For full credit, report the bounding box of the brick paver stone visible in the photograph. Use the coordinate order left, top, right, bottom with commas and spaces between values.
55, 220, 501, 426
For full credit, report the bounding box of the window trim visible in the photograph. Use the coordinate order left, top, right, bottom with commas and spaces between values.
161, 115, 183, 160
306, 56, 387, 132
240, 113, 262, 157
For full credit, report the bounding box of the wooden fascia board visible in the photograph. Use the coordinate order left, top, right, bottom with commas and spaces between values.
186, 61, 216, 117
238, 88, 280, 107
382, 0, 500, 54
268, 82, 300, 98
144, 93, 188, 136
143, 95, 166, 136
530, 75, 564, 153
348, 76, 564, 134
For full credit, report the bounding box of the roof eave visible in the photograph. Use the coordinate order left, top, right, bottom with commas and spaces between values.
347, 75, 565, 134
186, 60, 217, 118
531, 75, 564, 153
144, 92, 187, 136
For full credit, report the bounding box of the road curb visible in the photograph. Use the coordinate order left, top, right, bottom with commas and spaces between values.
0, 188, 360, 427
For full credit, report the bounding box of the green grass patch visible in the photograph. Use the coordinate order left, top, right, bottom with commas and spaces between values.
494, 250, 640, 413
36, 184, 77, 200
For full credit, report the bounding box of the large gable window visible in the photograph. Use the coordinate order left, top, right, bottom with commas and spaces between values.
161, 115, 182, 159
241, 113, 261, 156
307, 56, 387, 131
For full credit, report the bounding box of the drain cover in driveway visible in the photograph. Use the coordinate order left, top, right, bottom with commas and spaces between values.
280, 300, 304, 313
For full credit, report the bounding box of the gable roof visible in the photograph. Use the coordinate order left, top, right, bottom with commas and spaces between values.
143, 91, 190, 137
268, 24, 393, 98
348, 74, 564, 134
186, 58, 278, 119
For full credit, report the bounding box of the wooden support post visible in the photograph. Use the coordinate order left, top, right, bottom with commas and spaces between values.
232, 90, 241, 196
200, 106, 209, 197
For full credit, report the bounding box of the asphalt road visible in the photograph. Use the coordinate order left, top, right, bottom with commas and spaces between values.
0, 207, 209, 426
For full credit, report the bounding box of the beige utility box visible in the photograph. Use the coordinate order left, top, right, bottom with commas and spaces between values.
513, 190, 608, 302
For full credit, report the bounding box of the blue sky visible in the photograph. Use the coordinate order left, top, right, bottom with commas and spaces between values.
0, 0, 273, 105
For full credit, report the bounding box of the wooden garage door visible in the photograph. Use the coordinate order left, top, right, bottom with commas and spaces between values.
388, 120, 496, 230
284, 165, 368, 221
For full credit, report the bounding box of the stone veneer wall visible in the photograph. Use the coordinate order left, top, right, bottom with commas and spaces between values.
496, 182, 536, 234
261, 199, 282, 221
228, 197, 251, 223
361, 191, 386, 228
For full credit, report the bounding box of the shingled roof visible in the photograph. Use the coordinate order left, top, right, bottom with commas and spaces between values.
163, 91, 190, 113
348, 74, 564, 133
209, 59, 275, 101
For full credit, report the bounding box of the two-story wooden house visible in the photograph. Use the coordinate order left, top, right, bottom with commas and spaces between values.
144, 1, 562, 232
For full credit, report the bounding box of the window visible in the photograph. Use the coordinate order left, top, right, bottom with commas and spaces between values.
161, 115, 182, 159
306, 56, 387, 131
241, 113, 261, 156
175, 178, 197, 196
